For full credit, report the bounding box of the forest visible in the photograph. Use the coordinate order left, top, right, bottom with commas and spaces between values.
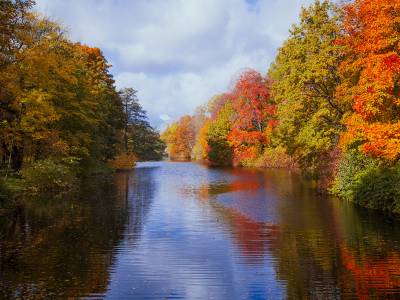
162, 0, 400, 214
1, 1, 399, 298
0, 0, 165, 204
1, 0, 399, 215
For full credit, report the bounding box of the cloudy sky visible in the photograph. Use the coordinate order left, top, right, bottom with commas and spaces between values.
35, 0, 314, 129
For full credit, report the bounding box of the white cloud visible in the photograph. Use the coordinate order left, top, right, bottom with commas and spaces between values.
160, 114, 171, 121
34, 0, 315, 127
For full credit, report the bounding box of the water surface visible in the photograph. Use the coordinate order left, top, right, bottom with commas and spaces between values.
1, 162, 400, 299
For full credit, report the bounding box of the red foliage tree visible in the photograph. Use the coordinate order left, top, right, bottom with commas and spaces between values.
227, 70, 276, 165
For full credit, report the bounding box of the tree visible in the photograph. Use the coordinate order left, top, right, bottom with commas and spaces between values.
337, 0, 400, 162
161, 115, 195, 161
119, 88, 145, 152
191, 105, 208, 161
227, 70, 276, 166
1, 11, 126, 171
0, 0, 35, 171
0, 0, 34, 69
207, 100, 234, 166
269, 0, 346, 177
119, 88, 165, 161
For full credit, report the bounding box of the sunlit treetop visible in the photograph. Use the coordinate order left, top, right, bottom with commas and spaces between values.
337, 0, 400, 161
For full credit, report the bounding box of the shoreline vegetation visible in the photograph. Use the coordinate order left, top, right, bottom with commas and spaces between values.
0, 1, 165, 210
1, 0, 399, 216
161, 0, 400, 214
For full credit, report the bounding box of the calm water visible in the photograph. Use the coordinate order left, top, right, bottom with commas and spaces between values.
1, 162, 400, 299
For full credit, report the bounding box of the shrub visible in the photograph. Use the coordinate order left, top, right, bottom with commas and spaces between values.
207, 138, 233, 166
253, 146, 298, 169
108, 152, 137, 170
332, 149, 400, 214
20, 159, 77, 195
0, 177, 24, 209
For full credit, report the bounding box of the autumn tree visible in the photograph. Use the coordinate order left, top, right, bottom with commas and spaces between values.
0, 0, 35, 170
161, 122, 178, 159
227, 70, 276, 166
0, 0, 34, 68
206, 100, 234, 166
162, 115, 195, 161
337, 0, 400, 162
190, 105, 208, 161
269, 0, 346, 177
17, 31, 123, 166
0, 7, 125, 172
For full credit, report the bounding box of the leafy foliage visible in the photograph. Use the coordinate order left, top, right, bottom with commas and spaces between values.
119, 88, 165, 161
108, 152, 137, 171
161, 115, 196, 161
337, 0, 400, 161
253, 146, 298, 169
163, 0, 400, 214
0, 2, 164, 198
269, 0, 346, 177
227, 70, 276, 166
206, 101, 234, 166
3, 0, 399, 214
20, 159, 77, 195
332, 149, 400, 213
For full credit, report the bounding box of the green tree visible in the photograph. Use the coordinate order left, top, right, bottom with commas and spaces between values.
119, 88, 165, 161
269, 0, 347, 178
207, 101, 234, 166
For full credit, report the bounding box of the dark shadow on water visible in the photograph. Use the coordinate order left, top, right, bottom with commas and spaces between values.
0, 170, 156, 299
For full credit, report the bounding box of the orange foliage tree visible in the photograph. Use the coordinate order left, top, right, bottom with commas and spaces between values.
162, 115, 196, 161
337, 0, 400, 161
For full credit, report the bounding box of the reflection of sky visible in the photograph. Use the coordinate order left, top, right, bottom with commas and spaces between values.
105, 162, 286, 299
217, 189, 279, 224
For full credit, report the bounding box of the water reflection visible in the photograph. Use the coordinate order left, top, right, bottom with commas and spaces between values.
0, 162, 400, 299
0, 174, 130, 299
334, 203, 400, 299
182, 165, 400, 299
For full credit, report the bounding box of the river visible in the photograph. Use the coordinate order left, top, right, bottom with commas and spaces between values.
1, 162, 400, 299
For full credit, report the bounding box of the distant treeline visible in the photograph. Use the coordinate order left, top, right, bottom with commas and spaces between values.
162, 0, 400, 214
0, 0, 164, 198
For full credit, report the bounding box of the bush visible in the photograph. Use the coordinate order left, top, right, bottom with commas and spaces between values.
332, 149, 400, 214
253, 146, 298, 169
207, 138, 233, 166
108, 152, 137, 170
0, 177, 24, 210
20, 159, 77, 195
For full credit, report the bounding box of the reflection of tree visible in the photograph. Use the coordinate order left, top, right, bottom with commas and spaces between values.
193, 172, 279, 264
192, 167, 400, 298
270, 196, 340, 298
340, 246, 400, 299
121, 167, 157, 245
194, 169, 343, 298
332, 203, 400, 299
211, 202, 279, 264
0, 174, 130, 299
268, 169, 400, 299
